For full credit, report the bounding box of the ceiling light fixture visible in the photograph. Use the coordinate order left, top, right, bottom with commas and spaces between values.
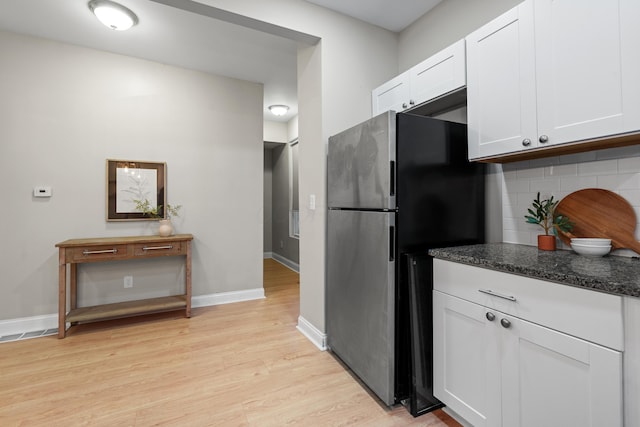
88, 0, 138, 31
268, 105, 289, 116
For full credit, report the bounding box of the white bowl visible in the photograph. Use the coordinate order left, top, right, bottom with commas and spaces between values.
570, 242, 611, 256
570, 238, 611, 246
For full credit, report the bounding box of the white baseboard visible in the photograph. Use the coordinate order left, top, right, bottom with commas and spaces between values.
192, 288, 265, 308
297, 316, 327, 351
1, 289, 266, 338
271, 253, 299, 273
0, 314, 58, 337
263, 251, 273, 259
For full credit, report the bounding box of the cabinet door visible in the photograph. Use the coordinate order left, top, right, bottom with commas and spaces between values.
372, 72, 411, 115
534, 0, 629, 145
466, 0, 537, 160
620, 0, 640, 133
433, 291, 500, 427
410, 40, 466, 107
500, 313, 623, 427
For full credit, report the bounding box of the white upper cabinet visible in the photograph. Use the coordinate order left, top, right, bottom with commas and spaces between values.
534, 0, 638, 145
467, 0, 640, 160
371, 72, 411, 115
372, 40, 466, 116
409, 39, 466, 109
466, 1, 536, 160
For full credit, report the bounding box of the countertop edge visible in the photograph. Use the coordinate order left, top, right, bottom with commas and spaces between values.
429, 245, 640, 299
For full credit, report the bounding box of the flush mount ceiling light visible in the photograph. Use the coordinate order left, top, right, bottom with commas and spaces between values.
269, 105, 289, 116
88, 0, 138, 31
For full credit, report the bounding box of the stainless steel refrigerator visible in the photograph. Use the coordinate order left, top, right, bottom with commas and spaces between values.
326, 111, 485, 415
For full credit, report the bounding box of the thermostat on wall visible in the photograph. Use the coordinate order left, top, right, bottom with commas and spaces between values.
33, 186, 52, 198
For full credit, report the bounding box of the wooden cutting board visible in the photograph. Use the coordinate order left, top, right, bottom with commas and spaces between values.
555, 188, 640, 255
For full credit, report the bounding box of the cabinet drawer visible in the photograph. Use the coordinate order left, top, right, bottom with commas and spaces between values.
67, 244, 129, 263
433, 259, 624, 350
133, 241, 186, 257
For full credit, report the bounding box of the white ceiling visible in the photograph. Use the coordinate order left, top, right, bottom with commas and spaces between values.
304, 0, 442, 32
0, 0, 439, 124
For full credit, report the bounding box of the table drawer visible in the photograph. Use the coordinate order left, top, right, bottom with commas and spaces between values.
133, 241, 187, 257
67, 244, 130, 262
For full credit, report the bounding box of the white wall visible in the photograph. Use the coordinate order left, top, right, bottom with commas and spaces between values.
0, 31, 264, 320
264, 120, 288, 143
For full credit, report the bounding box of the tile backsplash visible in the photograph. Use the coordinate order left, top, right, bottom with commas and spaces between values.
502, 144, 640, 257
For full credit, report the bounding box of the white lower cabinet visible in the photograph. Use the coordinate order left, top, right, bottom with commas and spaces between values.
433, 260, 623, 427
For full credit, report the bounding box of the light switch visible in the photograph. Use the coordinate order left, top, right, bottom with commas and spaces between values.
33, 186, 52, 198
309, 194, 316, 210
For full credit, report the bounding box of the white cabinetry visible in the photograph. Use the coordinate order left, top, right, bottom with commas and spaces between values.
467, 0, 640, 160
372, 40, 465, 116
465, 1, 536, 160
433, 259, 623, 427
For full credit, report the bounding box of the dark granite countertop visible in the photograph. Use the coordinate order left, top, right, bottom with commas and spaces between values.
428, 243, 640, 298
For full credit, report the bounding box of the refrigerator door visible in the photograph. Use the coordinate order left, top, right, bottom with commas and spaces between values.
327, 111, 396, 210
395, 113, 485, 253
327, 209, 396, 406
406, 253, 444, 416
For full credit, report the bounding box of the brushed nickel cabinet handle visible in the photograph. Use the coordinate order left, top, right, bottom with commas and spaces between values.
478, 289, 517, 302
142, 245, 173, 251
83, 249, 118, 255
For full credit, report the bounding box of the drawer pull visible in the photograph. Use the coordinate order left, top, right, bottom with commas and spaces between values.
478, 289, 517, 302
83, 249, 118, 255
501, 318, 512, 329
486, 312, 496, 321
142, 245, 173, 251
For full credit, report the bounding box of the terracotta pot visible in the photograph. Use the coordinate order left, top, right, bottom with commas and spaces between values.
537, 234, 556, 251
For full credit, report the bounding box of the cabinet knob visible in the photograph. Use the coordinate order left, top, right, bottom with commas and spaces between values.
402, 103, 408, 109
486, 312, 496, 321
522, 138, 531, 147
501, 318, 511, 329
409, 99, 415, 106
539, 135, 549, 143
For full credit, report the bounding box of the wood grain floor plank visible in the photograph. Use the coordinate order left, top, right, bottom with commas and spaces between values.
0, 259, 459, 426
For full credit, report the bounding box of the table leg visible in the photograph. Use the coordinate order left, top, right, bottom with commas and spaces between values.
58, 251, 66, 339
186, 241, 192, 318
70, 264, 77, 309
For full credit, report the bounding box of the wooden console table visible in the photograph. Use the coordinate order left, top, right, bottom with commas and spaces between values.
55, 234, 193, 338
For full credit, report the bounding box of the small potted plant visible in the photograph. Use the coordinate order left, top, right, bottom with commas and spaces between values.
134, 199, 182, 237
524, 192, 573, 251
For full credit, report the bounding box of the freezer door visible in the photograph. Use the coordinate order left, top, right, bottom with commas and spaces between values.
326, 209, 396, 405
327, 111, 396, 210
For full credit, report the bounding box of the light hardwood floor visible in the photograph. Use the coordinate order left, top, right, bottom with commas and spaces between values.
0, 259, 460, 426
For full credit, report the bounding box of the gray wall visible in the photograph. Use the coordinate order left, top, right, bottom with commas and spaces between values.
0, 30, 263, 320
203, 0, 400, 334
399, 0, 522, 71
271, 144, 300, 264
264, 147, 273, 253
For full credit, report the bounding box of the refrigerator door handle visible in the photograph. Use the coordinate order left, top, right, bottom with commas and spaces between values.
390, 161, 395, 197
389, 226, 395, 261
